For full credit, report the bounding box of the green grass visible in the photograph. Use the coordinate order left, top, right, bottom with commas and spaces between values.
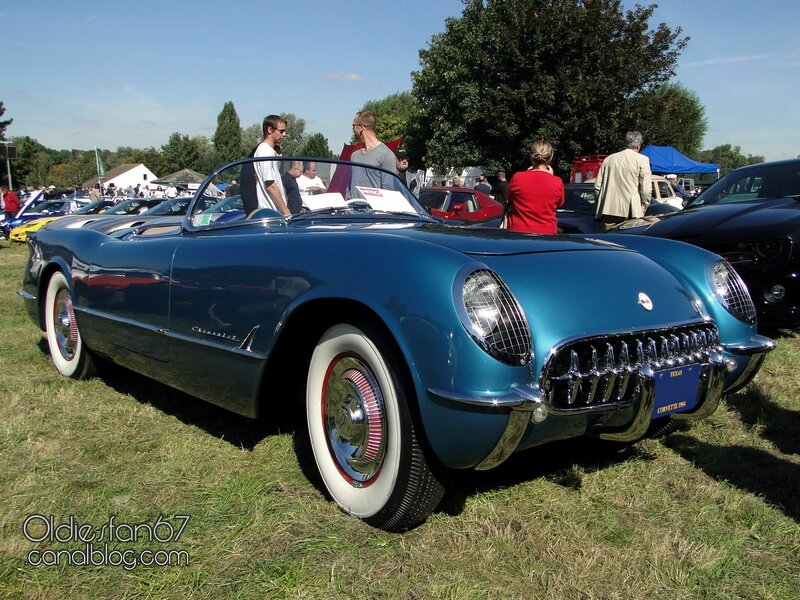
1, 240, 798, 599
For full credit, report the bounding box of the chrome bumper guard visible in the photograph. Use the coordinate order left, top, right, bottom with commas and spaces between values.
428, 352, 729, 471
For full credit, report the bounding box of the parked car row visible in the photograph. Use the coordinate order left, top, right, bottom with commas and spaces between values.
19, 156, 775, 531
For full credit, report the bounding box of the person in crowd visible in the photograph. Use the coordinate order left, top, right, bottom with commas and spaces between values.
594, 130, 651, 231
165, 184, 178, 199
665, 174, 690, 201
250, 114, 289, 215
394, 148, 419, 197
505, 140, 564, 234
1, 185, 21, 220
90, 183, 102, 201
281, 160, 304, 215
491, 170, 510, 208
348, 111, 396, 198
297, 161, 327, 195
226, 179, 240, 197
474, 174, 491, 195
452, 176, 462, 187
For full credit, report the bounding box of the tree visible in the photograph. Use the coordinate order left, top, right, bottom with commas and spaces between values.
160, 133, 207, 174
299, 133, 335, 158
9, 136, 52, 187
241, 123, 262, 155
213, 101, 242, 164
697, 144, 764, 174
0, 101, 12, 140
412, 0, 687, 175
630, 82, 707, 157
355, 92, 418, 143
279, 113, 307, 156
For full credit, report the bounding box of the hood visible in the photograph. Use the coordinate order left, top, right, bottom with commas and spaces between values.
391, 223, 625, 256
618, 197, 800, 242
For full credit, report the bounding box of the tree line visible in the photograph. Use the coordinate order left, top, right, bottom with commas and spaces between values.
1, 1, 766, 189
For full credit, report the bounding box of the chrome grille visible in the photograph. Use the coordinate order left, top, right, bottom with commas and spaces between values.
542, 323, 720, 410
713, 261, 756, 323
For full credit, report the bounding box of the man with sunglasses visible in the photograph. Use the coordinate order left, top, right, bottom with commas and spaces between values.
347, 111, 397, 199
250, 114, 290, 216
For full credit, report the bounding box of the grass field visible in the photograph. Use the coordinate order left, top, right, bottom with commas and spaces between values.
1, 240, 798, 599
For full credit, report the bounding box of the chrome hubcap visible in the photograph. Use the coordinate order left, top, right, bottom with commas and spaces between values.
53, 288, 78, 361
323, 356, 386, 486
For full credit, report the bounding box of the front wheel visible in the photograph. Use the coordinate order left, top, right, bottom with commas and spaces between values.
306, 323, 445, 531
44, 271, 96, 379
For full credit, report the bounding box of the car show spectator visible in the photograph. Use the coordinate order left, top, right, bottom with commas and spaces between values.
593, 131, 651, 231
1, 185, 21, 220
281, 160, 304, 215
347, 111, 396, 199
505, 140, 564, 234
297, 162, 326, 195
474, 174, 491, 195
250, 114, 290, 216
491, 170, 510, 209
394, 148, 419, 197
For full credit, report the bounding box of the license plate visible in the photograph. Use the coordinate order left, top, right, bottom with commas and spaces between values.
653, 364, 701, 417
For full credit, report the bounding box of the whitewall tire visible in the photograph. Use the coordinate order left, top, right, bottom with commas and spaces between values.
306, 323, 445, 531
44, 271, 96, 379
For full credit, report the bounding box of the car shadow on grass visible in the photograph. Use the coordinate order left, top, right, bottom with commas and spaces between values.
438, 435, 664, 517
725, 384, 800, 456
662, 434, 800, 523
38, 340, 300, 451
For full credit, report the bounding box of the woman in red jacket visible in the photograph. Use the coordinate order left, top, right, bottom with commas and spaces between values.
506, 140, 564, 234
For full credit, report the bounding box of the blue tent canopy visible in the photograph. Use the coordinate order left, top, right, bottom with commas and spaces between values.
641, 146, 720, 174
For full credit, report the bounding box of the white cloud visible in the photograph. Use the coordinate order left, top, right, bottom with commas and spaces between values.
324, 72, 363, 82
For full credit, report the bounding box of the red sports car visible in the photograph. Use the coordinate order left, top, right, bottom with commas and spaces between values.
418, 186, 504, 221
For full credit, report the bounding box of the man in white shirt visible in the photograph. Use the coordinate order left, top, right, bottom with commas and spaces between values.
297, 161, 327, 195
252, 115, 290, 215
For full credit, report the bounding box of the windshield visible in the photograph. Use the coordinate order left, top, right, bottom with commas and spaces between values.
686, 162, 800, 208
73, 199, 113, 214
188, 156, 431, 230
105, 199, 159, 215
558, 185, 596, 214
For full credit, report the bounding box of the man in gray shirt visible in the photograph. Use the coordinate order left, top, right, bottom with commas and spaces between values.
348, 111, 397, 199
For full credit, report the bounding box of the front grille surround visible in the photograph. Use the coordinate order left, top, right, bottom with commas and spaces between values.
541, 322, 721, 412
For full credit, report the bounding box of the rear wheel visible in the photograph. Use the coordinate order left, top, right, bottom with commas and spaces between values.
44, 271, 96, 379
306, 323, 445, 531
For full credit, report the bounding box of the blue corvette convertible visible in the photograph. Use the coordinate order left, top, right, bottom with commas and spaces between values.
19, 157, 774, 531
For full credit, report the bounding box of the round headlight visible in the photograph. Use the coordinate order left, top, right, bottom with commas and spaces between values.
754, 239, 784, 259
709, 260, 757, 324
457, 269, 532, 366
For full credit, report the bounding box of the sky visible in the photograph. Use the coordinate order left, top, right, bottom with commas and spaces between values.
2, 0, 799, 163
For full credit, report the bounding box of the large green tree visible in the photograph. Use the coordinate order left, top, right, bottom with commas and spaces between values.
632, 82, 707, 157
412, 0, 687, 174
213, 101, 242, 164
160, 133, 208, 174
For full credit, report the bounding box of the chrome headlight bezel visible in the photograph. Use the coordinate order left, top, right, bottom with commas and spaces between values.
454, 267, 532, 366
708, 259, 757, 324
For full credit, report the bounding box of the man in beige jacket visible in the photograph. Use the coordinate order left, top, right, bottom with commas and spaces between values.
594, 131, 651, 231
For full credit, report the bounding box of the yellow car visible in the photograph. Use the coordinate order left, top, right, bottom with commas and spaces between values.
8, 199, 116, 242
9, 216, 62, 242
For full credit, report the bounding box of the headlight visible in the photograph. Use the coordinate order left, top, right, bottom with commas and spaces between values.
456, 268, 532, 366
709, 260, 757, 324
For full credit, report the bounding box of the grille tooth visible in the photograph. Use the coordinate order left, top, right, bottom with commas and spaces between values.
669, 334, 681, 365
544, 323, 720, 411
567, 350, 581, 405
586, 346, 601, 404
658, 336, 670, 367
616, 342, 632, 401
601, 343, 617, 404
